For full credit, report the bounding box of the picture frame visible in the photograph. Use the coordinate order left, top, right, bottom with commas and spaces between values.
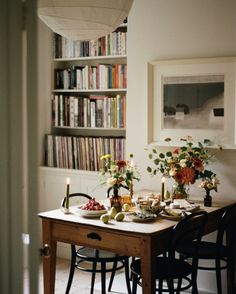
147, 57, 236, 148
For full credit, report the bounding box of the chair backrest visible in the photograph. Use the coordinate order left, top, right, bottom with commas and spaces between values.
61, 192, 92, 208
216, 203, 236, 248
172, 211, 208, 260
106, 185, 130, 198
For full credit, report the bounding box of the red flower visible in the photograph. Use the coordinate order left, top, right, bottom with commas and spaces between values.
174, 172, 184, 184
117, 160, 126, 169
173, 148, 180, 154
193, 158, 204, 171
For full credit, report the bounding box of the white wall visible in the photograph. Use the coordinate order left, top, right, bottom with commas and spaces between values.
127, 0, 236, 199
126, 1, 236, 292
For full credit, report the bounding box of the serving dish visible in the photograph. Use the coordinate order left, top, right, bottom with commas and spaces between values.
76, 206, 108, 218
128, 212, 157, 223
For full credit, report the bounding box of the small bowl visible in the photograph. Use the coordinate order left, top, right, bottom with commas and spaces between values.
136, 200, 166, 215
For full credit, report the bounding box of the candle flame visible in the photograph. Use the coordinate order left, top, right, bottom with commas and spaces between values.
162, 176, 165, 183
66, 177, 70, 184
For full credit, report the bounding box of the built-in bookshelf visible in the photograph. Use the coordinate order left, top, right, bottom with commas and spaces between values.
44, 22, 127, 172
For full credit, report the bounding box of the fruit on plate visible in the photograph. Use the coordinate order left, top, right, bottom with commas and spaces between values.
109, 207, 117, 219
114, 212, 125, 222
100, 213, 110, 224
81, 198, 106, 211
122, 203, 130, 212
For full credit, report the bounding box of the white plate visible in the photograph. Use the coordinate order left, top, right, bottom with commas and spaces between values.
76, 206, 108, 218
128, 212, 157, 223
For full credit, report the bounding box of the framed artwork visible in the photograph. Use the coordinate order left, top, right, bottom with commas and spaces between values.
147, 57, 236, 148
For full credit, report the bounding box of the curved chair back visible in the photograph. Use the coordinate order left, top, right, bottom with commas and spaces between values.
216, 203, 236, 249
61, 192, 92, 208
173, 211, 208, 260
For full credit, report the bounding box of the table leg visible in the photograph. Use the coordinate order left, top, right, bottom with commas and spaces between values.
140, 240, 156, 294
42, 219, 57, 294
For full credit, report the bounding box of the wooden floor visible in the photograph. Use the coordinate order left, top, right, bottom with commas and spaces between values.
26, 258, 211, 294
25, 258, 133, 294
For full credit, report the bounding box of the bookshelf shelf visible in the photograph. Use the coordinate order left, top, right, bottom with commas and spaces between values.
52, 88, 127, 93
53, 55, 127, 62
53, 126, 126, 131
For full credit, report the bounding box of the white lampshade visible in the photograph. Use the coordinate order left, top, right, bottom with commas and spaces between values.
38, 0, 133, 40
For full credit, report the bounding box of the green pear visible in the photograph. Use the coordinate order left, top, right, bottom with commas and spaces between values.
100, 213, 110, 224
109, 207, 117, 219
122, 203, 130, 212
114, 212, 125, 222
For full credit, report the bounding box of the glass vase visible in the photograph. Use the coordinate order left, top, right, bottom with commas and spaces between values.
172, 183, 189, 200
110, 188, 122, 212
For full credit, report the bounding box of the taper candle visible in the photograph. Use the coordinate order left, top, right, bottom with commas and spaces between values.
161, 177, 165, 202
65, 177, 70, 209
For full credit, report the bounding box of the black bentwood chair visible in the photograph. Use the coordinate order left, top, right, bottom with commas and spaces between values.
61, 193, 131, 294
178, 203, 236, 294
130, 211, 208, 294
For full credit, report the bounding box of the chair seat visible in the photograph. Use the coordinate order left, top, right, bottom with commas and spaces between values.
180, 241, 229, 259
131, 257, 193, 280
77, 247, 129, 262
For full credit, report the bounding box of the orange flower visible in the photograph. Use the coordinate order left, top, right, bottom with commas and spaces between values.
181, 167, 196, 185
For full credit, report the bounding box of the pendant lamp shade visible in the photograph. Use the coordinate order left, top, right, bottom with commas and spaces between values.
38, 0, 133, 41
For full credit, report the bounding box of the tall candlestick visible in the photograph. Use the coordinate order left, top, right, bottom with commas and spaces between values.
161, 177, 165, 202
65, 177, 70, 209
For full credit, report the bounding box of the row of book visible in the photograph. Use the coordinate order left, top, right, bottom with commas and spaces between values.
45, 135, 126, 171
54, 64, 127, 90
52, 94, 126, 129
53, 31, 127, 59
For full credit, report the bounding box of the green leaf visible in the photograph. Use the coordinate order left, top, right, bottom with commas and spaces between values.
147, 166, 152, 173
152, 148, 157, 154
166, 151, 172, 157
203, 139, 211, 145
159, 153, 165, 159
154, 158, 160, 165
148, 154, 153, 159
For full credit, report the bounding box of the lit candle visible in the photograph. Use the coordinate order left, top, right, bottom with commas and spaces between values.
130, 161, 134, 198
161, 177, 165, 202
65, 177, 70, 209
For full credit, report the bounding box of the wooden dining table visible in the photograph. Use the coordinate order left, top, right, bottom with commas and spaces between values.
38, 199, 235, 294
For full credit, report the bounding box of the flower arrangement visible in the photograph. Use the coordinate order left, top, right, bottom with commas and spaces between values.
99, 153, 140, 191
199, 174, 220, 193
147, 136, 222, 198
